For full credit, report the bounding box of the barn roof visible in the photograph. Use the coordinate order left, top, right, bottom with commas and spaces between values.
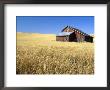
56, 32, 73, 36
62, 26, 90, 36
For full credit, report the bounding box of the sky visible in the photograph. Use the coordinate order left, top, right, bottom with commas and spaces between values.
16, 16, 94, 34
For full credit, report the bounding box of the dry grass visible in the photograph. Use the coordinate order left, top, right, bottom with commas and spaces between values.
16, 32, 94, 74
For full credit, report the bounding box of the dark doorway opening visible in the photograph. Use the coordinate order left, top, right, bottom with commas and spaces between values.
69, 32, 77, 42
85, 36, 93, 43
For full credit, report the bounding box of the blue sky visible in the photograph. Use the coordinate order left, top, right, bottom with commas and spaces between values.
16, 16, 94, 34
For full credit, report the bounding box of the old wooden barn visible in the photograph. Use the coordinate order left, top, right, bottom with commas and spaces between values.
56, 26, 93, 42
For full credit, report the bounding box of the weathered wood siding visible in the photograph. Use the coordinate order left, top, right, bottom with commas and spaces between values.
56, 36, 69, 42
74, 32, 85, 42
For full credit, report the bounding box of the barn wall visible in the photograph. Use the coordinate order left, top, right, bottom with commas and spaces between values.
56, 36, 68, 42
62, 29, 86, 42
75, 32, 85, 42
80, 34, 85, 42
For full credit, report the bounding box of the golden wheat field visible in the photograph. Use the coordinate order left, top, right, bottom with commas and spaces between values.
16, 32, 94, 74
